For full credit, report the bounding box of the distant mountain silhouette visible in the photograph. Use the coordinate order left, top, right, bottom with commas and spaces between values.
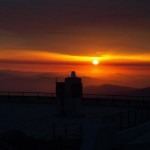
0, 70, 57, 92
131, 87, 150, 96
0, 70, 103, 92
84, 84, 138, 95
0, 70, 149, 96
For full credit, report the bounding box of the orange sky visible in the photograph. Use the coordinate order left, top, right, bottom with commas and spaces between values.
0, 0, 150, 87
0, 50, 150, 78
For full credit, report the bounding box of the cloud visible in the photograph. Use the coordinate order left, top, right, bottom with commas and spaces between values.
0, 0, 149, 32
0, 0, 149, 55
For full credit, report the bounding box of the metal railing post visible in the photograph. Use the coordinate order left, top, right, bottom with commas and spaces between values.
52, 124, 56, 140
64, 124, 67, 140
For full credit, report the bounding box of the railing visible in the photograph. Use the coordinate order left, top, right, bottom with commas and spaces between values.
51, 123, 83, 140
83, 94, 150, 101
0, 91, 56, 97
0, 91, 150, 106
0, 91, 150, 100
82, 94, 150, 108
102, 107, 150, 131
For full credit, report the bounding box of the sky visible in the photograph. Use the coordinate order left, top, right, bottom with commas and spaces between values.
0, 0, 150, 87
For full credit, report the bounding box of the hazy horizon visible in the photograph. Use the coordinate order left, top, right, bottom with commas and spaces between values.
0, 70, 149, 94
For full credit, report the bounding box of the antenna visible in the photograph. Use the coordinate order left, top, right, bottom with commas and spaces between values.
71, 71, 76, 78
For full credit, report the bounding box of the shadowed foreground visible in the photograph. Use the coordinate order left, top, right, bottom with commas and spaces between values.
0, 130, 81, 150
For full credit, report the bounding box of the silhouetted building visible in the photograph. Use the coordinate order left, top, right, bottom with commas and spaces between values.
56, 71, 82, 116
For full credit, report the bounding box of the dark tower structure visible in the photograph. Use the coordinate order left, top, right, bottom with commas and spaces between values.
56, 71, 82, 116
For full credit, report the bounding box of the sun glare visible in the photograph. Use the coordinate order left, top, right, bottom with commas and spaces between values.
93, 59, 99, 65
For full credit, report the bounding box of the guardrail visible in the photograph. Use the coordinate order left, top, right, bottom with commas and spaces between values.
0, 91, 150, 106
83, 94, 150, 101
102, 107, 150, 131
0, 91, 150, 100
0, 91, 56, 97
51, 123, 83, 140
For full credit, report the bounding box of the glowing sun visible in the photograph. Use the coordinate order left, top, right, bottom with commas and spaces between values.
92, 59, 99, 65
